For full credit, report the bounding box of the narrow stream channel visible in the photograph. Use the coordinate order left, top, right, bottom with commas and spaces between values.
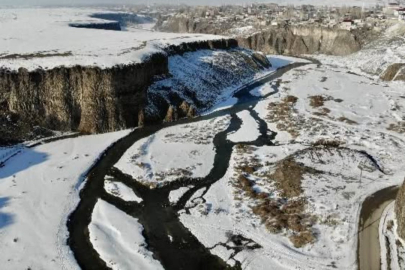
67, 62, 309, 270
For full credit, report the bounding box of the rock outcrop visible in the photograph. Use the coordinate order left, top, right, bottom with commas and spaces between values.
237, 26, 361, 56
395, 180, 405, 240
380, 63, 405, 81
0, 39, 270, 141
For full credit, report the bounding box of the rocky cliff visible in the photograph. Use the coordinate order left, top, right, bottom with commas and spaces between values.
0, 39, 270, 143
396, 180, 405, 240
156, 16, 361, 56
236, 26, 361, 56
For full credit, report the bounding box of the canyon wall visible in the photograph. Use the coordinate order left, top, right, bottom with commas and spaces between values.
156, 17, 361, 56
0, 39, 269, 141
237, 26, 361, 56
0, 53, 167, 134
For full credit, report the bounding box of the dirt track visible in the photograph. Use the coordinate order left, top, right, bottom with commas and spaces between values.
358, 186, 399, 270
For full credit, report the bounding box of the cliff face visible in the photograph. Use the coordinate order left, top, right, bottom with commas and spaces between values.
395, 180, 405, 240
237, 26, 360, 56
0, 53, 167, 134
0, 39, 269, 140
156, 16, 361, 56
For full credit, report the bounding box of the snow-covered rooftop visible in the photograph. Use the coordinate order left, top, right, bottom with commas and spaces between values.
0, 8, 223, 71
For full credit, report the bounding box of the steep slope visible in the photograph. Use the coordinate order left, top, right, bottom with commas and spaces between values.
237, 26, 361, 56
0, 40, 271, 143
146, 49, 271, 122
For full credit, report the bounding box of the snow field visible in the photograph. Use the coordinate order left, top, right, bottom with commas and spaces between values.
104, 176, 142, 203
0, 8, 223, 71
89, 199, 163, 270
0, 129, 131, 270
227, 110, 260, 142
115, 116, 231, 187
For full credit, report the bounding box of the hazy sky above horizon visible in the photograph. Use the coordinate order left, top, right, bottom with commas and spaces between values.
0, 0, 384, 7
0, 0, 275, 6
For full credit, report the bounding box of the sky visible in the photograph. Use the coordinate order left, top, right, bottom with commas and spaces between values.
0, 0, 386, 7
0, 0, 299, 7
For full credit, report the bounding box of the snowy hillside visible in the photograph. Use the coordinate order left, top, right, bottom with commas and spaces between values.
0, 8, 223, 71
146, 49, 272, 117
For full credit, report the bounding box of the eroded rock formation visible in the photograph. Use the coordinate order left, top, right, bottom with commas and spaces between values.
237, 26, 360, 56
0, 53, 167, 134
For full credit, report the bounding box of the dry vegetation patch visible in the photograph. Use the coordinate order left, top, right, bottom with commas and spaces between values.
388, 122, 405, 134
266, 95, 300, 138
232, 148, 318, 248
309, 95, 326, 108
337, 116, 358, 125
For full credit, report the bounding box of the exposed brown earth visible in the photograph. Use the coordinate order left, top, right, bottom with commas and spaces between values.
388, 122, 405, 134
232, 145, 319, 248
380, 63, 405, 81
266, 95, 300, 138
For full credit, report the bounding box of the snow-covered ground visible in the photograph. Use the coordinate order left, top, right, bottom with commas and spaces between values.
0, 8, 223, 70
115, 116, 231, 187
169, 186, 193, 204
89, 199, 163, 270
104, 176, 142, 203
0, 130, 130, 270
227, 110, 260, 142
178, 58, 405, 269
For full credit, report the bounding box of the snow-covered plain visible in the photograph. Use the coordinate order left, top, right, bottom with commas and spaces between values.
89, 199, 163, 270
104, 176, 142, 203
0, 8, 223, 70
169, 186, 193, 204
0, 130, 130, 270
115, 116, 231, 187
227, 110, 260, 142
178, 60, 405, 269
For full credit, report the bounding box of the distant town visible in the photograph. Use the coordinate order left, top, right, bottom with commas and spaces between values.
115, 1, 405, 36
